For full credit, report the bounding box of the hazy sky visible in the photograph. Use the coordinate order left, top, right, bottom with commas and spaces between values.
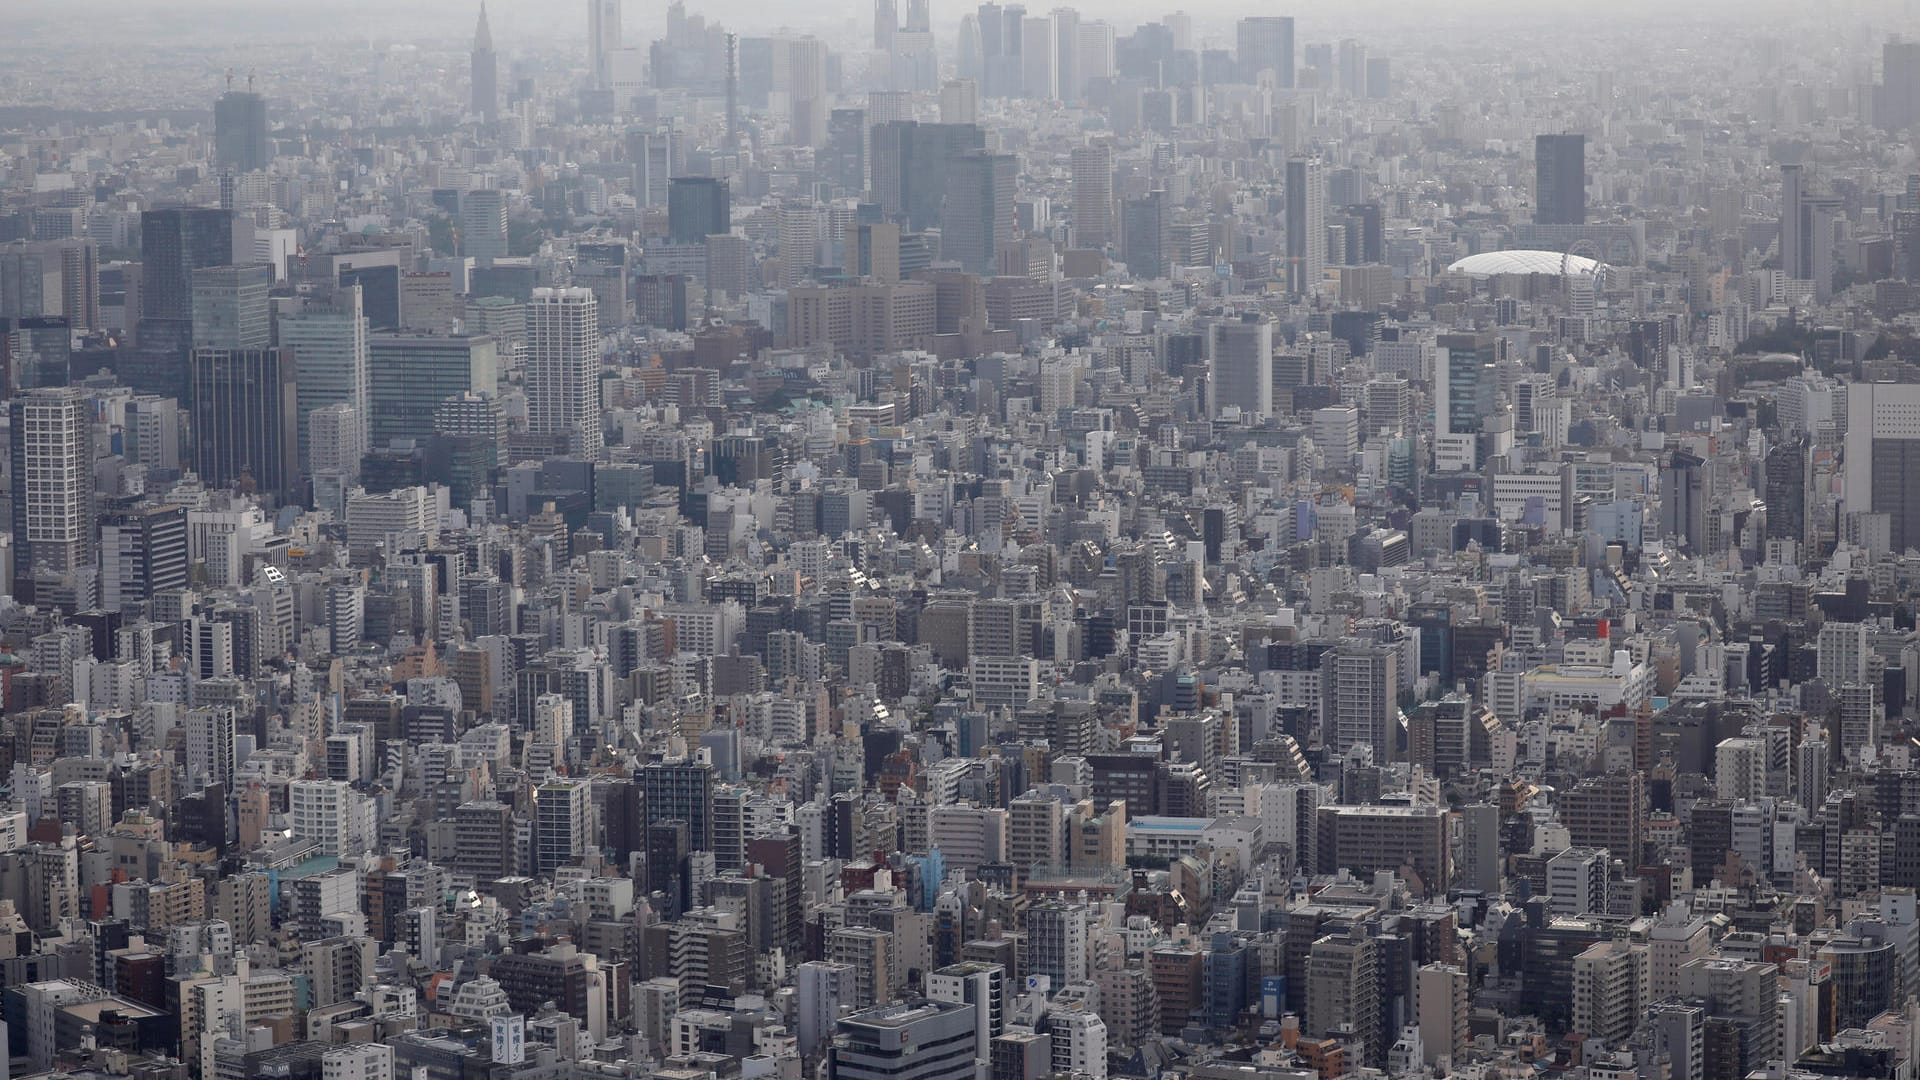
13, 0, 1917, 37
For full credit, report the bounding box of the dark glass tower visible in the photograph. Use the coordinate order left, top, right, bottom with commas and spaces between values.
667, 177, 731, 244
214, 89, 271, 173
190, 347, 301, 504
1534, 133, 1587, 225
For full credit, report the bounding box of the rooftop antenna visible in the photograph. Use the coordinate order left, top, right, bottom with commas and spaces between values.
725, 32, 739, 155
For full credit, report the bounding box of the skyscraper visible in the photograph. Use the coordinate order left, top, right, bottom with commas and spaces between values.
1237, 16, 1295, 87
190, 264, 273, 351
471, 3, 498, 120
589, 0, 622, 91
870, 121, 986, 231
140, 207, 237, 323
99, 503, 189, 613
1779, 164, 1840, 301
939, 79, 979, 123
1435, 332, 1496, 437
1659, 449, 1708, 554
1052, 8, 1081, 102
874, 0, 898, 51
281, 284, 370, 463
368, 333, 499, 446
1876, 37, 1920, 133
190, 346, 301, 503
1206, 315, 1274, 419
667, 177, 731, 244
640, 757, 717, 852
1844, 382, 1920, 554
8, 387, 96, 606
1121, 191, 1169, 278
1534, 134, 1586, 226
214, 88, 271, 173
1763, 435, 1809, 546
941, 151, 1016, 274
1285, 157, 1326, 295
1070, 143, 1113, 249
1020, 16, 1056, 100
459, 190, 509, 263
826, 109, 868, 194
526, 287, 602, 455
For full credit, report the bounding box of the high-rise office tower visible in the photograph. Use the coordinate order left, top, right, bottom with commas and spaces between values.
826, 109, 869, 194
9, 387, 96, 606
8, 316, 71, 392
471, 3, 499, 120
190, 346, 301, 503
941, 151, 1016, 275
939, 79, 979, 123
459, 189, 509, 263
1534, 134, 1586, 225
1659, 449, 1709, 554
1052, 9, 1081, 102
786, 37, 830, 148
281, 284, 370, 463
1077, 21, 1115, 85
1237, 16, 1294, 87
870, 122, 986, 231
1337, 38, 1366, 96
667, 177, 731, 244
1120, 190, 1169, 278
1284, 157, 1326, 295
1876, 37, 1920, 132
1020, 16, 1056, 100
874, 0, 897, 51
526, 287, 602, 455
1070, 143, 1113, 249
1778, 164, 1840, 301
974, 3, 1027, 99
1206, 315, 1274, 419
190, 264, 273, 351
588, 0, 622, 91
368, 333, 499, 446
140, 207, 236, 322
1435, 331, 1496, 437
1764, 435, 1810, 545
1845, 382, 1920, 553
0, 239, 96, 330
640, 758, 717, 850
214, 87, 271, 173
99, 504, 189, 613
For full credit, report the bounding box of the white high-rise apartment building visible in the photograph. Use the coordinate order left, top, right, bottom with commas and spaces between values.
527, 287, 602, 455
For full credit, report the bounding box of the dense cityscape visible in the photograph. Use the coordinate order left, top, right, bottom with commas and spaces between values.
1, 3, 1919, 1080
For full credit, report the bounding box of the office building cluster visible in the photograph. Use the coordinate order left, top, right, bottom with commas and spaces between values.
2, 4, 1920, 1080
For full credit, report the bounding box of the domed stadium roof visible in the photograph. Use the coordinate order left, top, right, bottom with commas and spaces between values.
1446, 250, 1604, 277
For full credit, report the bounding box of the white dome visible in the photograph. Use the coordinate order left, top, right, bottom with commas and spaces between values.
1446, 250, 1604, 277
